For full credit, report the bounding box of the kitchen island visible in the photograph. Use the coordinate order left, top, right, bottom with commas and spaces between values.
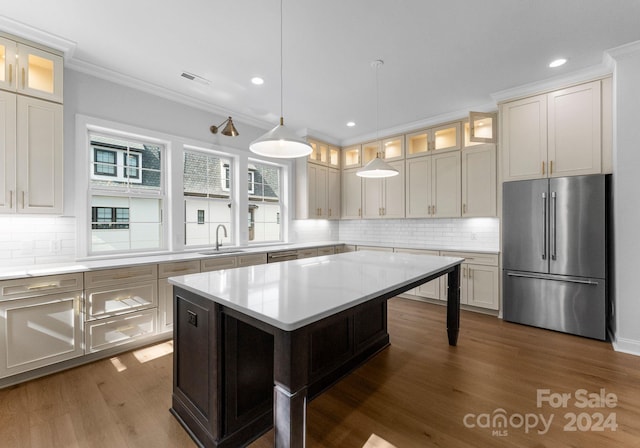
168, 251, 463, 448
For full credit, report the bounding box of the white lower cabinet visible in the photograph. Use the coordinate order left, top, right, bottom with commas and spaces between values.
157, 260, 200, 334
85, 309, 156, 353
84, 265, 158, 353
393, 248, 441, 300
441, 251, 500, 310
0, 274, 84, 378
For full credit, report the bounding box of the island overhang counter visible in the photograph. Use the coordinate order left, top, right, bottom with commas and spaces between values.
168, 250, 463, 448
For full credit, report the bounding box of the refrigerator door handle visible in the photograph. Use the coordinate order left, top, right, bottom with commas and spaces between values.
551, 191, 557, 260
542, 192, 547, 260
506, 272, 600, 285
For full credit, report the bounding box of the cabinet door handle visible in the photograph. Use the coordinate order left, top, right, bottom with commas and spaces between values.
550, 160, 553, 175
463, 203, 467, 214
428, 205, 432, 215
21, 191, 25, 209
9, 190, 12, 209
22, 67, 25, 88
358, 208, 361, 217
328, 208, 332, 217
8, 64, 12, 85
463, 267, 467, 278
542, 161, 545, 175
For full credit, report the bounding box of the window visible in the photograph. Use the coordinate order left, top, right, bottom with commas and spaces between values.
88, 133, 164, 254
184, 149, 233, 246
94, 149, 116, 176
248, 162, 282, 243
92, 207, 130, 229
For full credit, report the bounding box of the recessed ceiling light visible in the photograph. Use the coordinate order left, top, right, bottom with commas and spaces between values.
346, 121, 356, 127
549, 58, 567, 68
251, 77, 264, 85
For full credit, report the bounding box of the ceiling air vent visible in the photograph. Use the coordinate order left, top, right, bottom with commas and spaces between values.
180, 71, 211, 85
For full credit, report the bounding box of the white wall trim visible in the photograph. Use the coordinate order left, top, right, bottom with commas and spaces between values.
491, 62, 613, 104
612, 337, 640, 357
340, 101, 497, 147
0, 15, 76, 58
66, 58, 273, 132
606, 39, 640, 60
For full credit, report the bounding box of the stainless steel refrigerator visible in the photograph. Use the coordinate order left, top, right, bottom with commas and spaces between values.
502, 174, 611, 340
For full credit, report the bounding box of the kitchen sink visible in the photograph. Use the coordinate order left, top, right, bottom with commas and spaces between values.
199, 249, 246, 255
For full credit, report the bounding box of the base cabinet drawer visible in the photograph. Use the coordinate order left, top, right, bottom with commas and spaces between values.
85, 309, 157, 353
297, 248, 318, 259
86, 281, 157, 320
0, 292, 83, 378
201, 256, 238, 272
237, 254, 267, 267
317, 246, 335, 256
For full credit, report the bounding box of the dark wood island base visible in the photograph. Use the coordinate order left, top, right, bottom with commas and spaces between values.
170, 262, 461, 448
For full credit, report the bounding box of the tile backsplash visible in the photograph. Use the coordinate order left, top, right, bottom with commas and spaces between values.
0, 216, 498, 268
338, 218, 500, 251
0, 216, 77, 267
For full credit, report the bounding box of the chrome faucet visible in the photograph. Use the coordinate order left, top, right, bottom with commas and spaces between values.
215, 224, 228, 251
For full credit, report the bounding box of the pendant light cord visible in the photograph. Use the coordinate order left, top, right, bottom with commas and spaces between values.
280, 0, 284, 124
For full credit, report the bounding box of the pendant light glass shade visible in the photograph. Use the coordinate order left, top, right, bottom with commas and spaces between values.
249, 0, 312, 158
250, 117, 312, 158
356, 155, 399, 178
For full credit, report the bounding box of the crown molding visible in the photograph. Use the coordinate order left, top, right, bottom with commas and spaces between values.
299, 128, 341, 146
0, 15, 76, 59
491, 61, 613, 104
66, 58, 273, 132
340, 102, 496, 147
606, 39, 640, 61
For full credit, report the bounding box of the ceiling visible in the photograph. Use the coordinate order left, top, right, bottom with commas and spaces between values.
3, 0, 640, 144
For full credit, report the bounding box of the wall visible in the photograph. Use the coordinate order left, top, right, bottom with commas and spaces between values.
610, 42, 640, 355
338, 218, 499, 251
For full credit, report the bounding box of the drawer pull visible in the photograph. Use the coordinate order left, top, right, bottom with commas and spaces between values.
27, 283, 59, 290
115, 325, 135, 332
113, 274, 133, 280
114, 295, 133, 302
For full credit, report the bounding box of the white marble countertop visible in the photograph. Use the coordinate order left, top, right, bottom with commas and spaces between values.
168, 251, 463, 331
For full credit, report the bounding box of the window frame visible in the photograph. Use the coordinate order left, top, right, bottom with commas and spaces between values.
76, 114, 293, 259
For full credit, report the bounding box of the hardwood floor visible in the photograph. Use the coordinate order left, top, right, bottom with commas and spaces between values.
1, 297, 639, 447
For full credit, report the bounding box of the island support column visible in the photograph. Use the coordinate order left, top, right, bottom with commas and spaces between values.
273, 327, 310, 447
446, 264, 461, 346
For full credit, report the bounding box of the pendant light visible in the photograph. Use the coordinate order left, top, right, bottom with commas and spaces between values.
357, 60, 399, 178
249, 0, 312, 158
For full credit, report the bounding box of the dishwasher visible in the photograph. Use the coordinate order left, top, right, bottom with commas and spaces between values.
267, 250, 298, 263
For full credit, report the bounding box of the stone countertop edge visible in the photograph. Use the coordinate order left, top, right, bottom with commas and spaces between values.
0, 240, 498, 281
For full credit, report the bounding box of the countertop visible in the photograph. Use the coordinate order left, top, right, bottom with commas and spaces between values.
169, 251, 463, 331
0, 241, 339, 281
0, 240, 498, 281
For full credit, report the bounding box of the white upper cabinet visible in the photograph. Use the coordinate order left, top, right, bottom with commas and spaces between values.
547, 81, 601, 177
502, 80, 603, 181
362, 160, 405, 219
406, 152, 461, 218
0, 94, 63, 214
327, 168, 340, 219
341, 168, 362, 219
0, 37, 63, 103
462, 144, 496, 217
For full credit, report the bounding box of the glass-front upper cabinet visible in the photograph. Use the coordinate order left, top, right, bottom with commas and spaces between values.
382, 136, 404, 160
328, 145, 340, 168
342, 145, 361, 168
16, 43, 63, 103
406, 122, 461, 157
467, 111, 497, 145
309, 140, 340, 167
362, 137, 404, 164
0, 37, 17, 92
